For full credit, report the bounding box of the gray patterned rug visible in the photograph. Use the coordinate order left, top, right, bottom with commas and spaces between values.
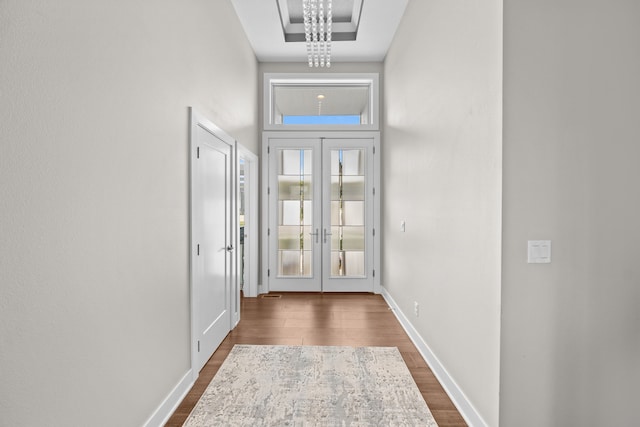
184, 345, 438, 426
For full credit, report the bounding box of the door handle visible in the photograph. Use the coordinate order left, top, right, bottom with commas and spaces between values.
309, 229, 319, 244
226, 245, 234, 253
323, 228, 332, 244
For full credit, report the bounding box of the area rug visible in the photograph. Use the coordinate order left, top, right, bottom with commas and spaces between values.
183, 345, 438, 426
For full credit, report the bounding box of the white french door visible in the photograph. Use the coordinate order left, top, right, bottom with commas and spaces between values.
263, 132, 380, 293
321, 138, 376, 292
267, 138, 322, 292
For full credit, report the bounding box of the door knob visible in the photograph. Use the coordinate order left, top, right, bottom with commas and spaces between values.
226, 245, 234, 252
323, 228, 333, 244
309, 229, 319, 244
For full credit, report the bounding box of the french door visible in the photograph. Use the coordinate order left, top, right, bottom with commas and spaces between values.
263, 133, 380, 293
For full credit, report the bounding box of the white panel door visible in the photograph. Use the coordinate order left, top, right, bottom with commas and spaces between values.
264, 134, 378, 293
192, 121, 233, 373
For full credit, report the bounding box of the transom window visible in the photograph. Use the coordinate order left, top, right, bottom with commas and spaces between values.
264, 74, 379, 131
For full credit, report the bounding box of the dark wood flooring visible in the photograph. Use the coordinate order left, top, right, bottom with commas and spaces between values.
165, 293, 467, 426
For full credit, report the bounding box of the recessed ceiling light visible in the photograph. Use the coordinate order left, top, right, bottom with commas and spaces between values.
317, 94, 325, 100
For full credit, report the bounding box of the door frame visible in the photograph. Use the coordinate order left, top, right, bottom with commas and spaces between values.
189, 108, 236, 380
236, 143, 259, 299
261, 131, 381, 295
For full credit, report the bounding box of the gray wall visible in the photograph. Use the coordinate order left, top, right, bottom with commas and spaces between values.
501, 0, 640, 425
383, 1, 503, 425
0, 1, 257, 425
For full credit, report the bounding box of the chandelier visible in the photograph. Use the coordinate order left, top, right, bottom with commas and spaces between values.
303, 0, 332, 67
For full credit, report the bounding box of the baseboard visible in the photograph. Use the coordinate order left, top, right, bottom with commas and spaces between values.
381, 287, 487, 427
143, 369, 194, 427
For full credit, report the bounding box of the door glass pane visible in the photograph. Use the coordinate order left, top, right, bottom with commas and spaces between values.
331, 176, 365, 200
329, 149, 366, 277
279, 250, 312, 276
331, 226, 365, 251
277, 149, 313, 277
331, 251, 365, 276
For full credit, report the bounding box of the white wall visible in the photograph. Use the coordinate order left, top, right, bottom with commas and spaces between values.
0, 1, 257, 425
501, 1, 640, 425
383, 1, 502, 425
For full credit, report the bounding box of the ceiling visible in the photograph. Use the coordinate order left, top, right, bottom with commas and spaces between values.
230, 0, 409, 63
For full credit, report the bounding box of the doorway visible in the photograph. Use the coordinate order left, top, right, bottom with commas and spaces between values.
262, 132, 380, 293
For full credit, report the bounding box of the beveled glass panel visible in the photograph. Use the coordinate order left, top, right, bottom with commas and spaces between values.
279, 250, 312, 276
345, 251, 365, 276
281, 200, 300, 226
278, 226, 301, 250
279, 149, 312, 175
279, 201, 313, 226
277, 226, 312, 250
331, 201, 341, 226
278, 149, 313, 176
331, 226, 365, 251
280, 150, 300, 175
344, 150, 365, 175
330, 201, 364, 227
304, 149, 312, 173
330, 251, 344, 276
278, 176, 313, 200
330, 149, 364, 176
331, 176, 365, 201
343, 201, 364, 226
330, 251, 365, 277
302, 200, 313, 225
301, 225, 312, 249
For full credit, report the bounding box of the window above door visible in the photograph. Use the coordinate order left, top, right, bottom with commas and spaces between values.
264, 73, 379, 131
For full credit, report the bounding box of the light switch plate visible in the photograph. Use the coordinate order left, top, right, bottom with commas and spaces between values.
401, 220, 406, 232
528, 240, 551, 263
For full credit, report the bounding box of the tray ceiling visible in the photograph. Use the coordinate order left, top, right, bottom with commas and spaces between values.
230, 0, 409, 63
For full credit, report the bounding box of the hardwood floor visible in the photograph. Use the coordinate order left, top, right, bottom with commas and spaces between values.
165, 293, 467, 426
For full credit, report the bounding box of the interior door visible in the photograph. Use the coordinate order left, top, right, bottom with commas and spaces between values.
264, 134, 378, 293
192, 116, 234, 373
